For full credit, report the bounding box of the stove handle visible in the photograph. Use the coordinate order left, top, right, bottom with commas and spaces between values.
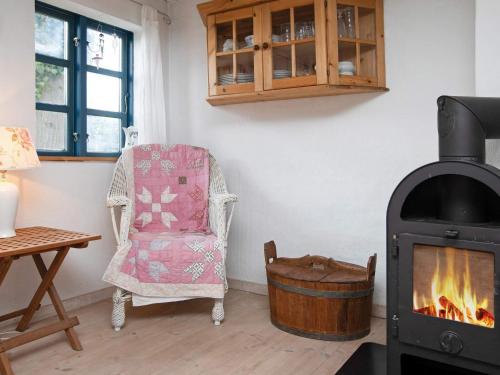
444, 229, 459, 239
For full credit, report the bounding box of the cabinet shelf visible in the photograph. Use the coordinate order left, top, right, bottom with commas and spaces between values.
271, 37, 316, 47
199, 0, 387, 106
207, 84, 388, 105
338, 37, 376, 45
216, 47, 255, 57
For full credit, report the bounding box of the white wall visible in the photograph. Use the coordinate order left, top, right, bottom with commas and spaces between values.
167, 0, 476, 306
476, 0, 500, 164
0, 0, 168, 315
476, 0, 500, 97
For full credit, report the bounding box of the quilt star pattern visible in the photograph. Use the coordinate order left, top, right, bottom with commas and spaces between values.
133, 144, 210, 233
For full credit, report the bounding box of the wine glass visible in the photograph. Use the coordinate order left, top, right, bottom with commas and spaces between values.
337, 9, 347, 38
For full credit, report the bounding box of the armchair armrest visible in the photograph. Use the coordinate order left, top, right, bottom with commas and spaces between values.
107, 195, 131, 208
209, 193, 238, 247
107, 195, 132, 246
209, 193, 238, 205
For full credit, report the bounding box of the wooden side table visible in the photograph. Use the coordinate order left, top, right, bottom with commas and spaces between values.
0, 227, 101, 375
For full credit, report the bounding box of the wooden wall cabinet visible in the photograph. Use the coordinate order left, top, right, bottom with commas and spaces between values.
198, 0, 387, 105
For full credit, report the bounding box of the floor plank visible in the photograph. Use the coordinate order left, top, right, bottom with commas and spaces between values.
3, 290, 386, 375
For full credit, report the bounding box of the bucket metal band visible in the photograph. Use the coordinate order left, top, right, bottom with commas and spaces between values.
272, 320, 371, 341
268, 278, 373, 299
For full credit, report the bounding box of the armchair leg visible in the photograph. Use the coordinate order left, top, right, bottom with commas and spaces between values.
212, 298, 224, 326
112, 288, 128, 331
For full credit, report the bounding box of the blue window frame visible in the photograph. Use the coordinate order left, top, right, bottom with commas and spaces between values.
35, 1, 133, 157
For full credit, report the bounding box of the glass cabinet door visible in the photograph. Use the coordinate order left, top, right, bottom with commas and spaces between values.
207, 8, 262, 96
328, 0, 383, 87
262, 0, 327, 90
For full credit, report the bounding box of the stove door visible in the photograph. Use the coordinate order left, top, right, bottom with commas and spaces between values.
398, 233, 500, 366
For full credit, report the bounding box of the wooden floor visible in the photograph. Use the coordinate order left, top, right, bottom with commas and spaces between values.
4, 290, 386, 375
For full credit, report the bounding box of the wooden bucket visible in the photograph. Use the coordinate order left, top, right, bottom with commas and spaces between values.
264, 241, 377, 341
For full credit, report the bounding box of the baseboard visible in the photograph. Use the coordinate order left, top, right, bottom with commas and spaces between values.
0, 287, 114, 330
228, 278, 269, 296
228, 278, 387, 319
371, 304, 387, 319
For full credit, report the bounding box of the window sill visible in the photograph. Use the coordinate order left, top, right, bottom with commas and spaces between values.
39, 156, 118, 162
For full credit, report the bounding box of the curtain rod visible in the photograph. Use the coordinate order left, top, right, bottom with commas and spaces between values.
128, 0, 172, 24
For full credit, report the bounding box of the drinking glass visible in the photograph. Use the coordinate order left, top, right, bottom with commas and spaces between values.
295, 22, 304, 39
337, 9, 347, 38
344, 7, 356, 39
280, 23, 291, 42
304, 22, 314, 38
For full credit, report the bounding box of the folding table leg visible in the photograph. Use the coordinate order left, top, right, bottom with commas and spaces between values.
0, 258, 14, 375
32, 252, 82, 351
0, 257, 13, 287
16, 248, 70, 332
0, 352, 13, 375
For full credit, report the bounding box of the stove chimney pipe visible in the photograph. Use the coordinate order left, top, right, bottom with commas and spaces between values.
438, 96, 500, 163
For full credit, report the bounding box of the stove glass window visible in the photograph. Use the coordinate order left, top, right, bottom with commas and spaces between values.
413, 245, 495, 328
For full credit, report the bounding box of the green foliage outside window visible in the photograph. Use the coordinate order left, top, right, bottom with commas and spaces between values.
35, 12, 65, 101
35, 62, 64, 101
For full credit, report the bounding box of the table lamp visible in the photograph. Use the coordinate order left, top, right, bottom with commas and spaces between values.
0, 127, 40, 238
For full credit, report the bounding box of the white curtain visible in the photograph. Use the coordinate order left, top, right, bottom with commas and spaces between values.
134, 5, 167, 144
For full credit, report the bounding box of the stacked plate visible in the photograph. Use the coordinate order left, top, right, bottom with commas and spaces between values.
218, 74, 234, 86
273, 69, 292, 79
218, 73, 254, 85
236, 73, 254, 83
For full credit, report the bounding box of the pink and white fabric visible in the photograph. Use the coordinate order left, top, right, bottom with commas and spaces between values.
103, 144, 225, 299
133, 144, 209, 233
121, 232, 224, 284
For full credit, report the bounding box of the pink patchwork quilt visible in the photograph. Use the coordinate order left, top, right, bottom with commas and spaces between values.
121, 232, 224, 284
102, 144, 226, 299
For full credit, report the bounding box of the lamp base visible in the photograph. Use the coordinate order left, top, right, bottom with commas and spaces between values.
0, 174, 19, 238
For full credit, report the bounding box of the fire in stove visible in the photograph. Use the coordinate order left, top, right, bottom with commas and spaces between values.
413, 245, 495, 328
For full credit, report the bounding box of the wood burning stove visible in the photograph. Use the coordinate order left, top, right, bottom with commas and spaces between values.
387, 96, 500, 374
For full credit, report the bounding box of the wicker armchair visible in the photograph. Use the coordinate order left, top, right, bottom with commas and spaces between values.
105, 146, 237, 331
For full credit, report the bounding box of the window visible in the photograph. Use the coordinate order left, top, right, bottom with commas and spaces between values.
35, 2, 133, 157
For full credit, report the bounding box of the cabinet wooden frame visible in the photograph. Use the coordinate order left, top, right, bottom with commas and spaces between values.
327, 0, 385, 87
262, 0, 327, 90
207, 7, 263, 96
199, 0, 387, 105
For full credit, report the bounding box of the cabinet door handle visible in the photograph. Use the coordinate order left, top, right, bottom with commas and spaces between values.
262, 42, 269, 50
254, 44, 260, 51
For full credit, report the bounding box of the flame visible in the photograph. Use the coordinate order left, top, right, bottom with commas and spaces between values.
413, 247, 494, 328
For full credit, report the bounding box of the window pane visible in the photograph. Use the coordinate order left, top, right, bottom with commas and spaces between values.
35, 13, 68, 59
296, 42, 316, 77
36, 111, 67, 151
272, 9, 291, 42
217, 55, 233, 86
217, 22, 233, 52
273, 46, 292, 79
87, 28, 122, 71
87, 72, 121, 112
35, 62, 67, 105
87, 116, 121, 153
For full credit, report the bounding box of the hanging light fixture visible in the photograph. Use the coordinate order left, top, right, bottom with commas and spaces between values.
87, 24, 105, 69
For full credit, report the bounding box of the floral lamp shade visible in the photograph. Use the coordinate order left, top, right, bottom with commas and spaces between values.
0, 127, 40, 170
